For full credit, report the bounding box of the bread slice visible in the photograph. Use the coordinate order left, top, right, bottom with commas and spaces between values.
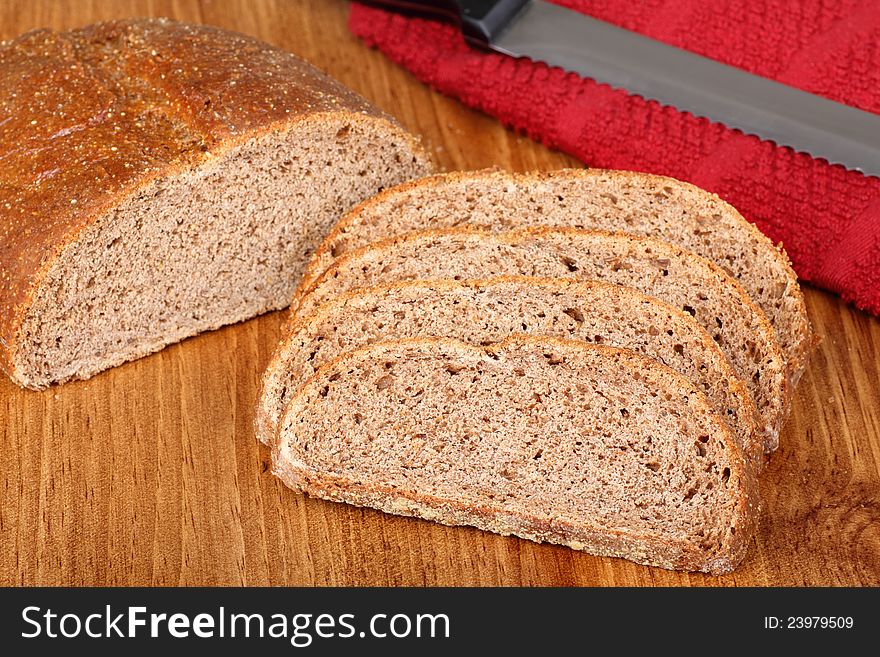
301, 169, 811, 386
258, 277, 762, 470
0, 19, 432, 389
272, 335, 758, 574
297, 227, 788, 448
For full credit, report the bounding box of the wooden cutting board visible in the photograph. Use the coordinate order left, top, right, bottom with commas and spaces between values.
1, 0, 878, 586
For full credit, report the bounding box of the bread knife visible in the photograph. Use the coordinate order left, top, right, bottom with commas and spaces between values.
360, 0, 880, 178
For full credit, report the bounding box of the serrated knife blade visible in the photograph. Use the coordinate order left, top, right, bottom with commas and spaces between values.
363, 0, 880, 178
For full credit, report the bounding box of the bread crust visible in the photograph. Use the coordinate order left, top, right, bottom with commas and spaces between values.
272, 335, 759, 574
300, 168, 812, 386
0, 19, 429, 384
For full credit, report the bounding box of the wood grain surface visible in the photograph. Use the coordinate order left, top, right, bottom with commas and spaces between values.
1, 0, 878, 587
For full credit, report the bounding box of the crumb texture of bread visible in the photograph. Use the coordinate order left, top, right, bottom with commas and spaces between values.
303, 169, 811, 384
297, 227, 788, 446
0, 19, 431, 388
258, 277, 761, 470
273, 336, 756, 574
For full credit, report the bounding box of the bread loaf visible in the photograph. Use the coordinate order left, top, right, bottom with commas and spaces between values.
0, 19, 431, 388
296, 227, 788, 447
257, 276, 761, 470
272, 336, 757, 574
302, 169, 811, 386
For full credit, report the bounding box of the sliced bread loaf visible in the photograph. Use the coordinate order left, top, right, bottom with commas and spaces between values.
0, 19, 432, 389
272, 335, 758, 574
301, 169, 811, 386
296, 227, 788, 448
258, 276, 761, 470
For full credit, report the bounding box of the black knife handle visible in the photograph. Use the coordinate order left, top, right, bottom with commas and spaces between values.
358, 0, 530, 46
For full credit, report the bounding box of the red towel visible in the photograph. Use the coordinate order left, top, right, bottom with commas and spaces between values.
349, 0, 880, 316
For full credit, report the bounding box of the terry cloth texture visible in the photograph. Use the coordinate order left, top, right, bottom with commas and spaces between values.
349, 0, 880, 315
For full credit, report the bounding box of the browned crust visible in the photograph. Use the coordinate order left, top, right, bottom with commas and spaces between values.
256, 275, 762, 472
299, 167, 811, 386
0, 18, 430, 383
271, 335, 758, 575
